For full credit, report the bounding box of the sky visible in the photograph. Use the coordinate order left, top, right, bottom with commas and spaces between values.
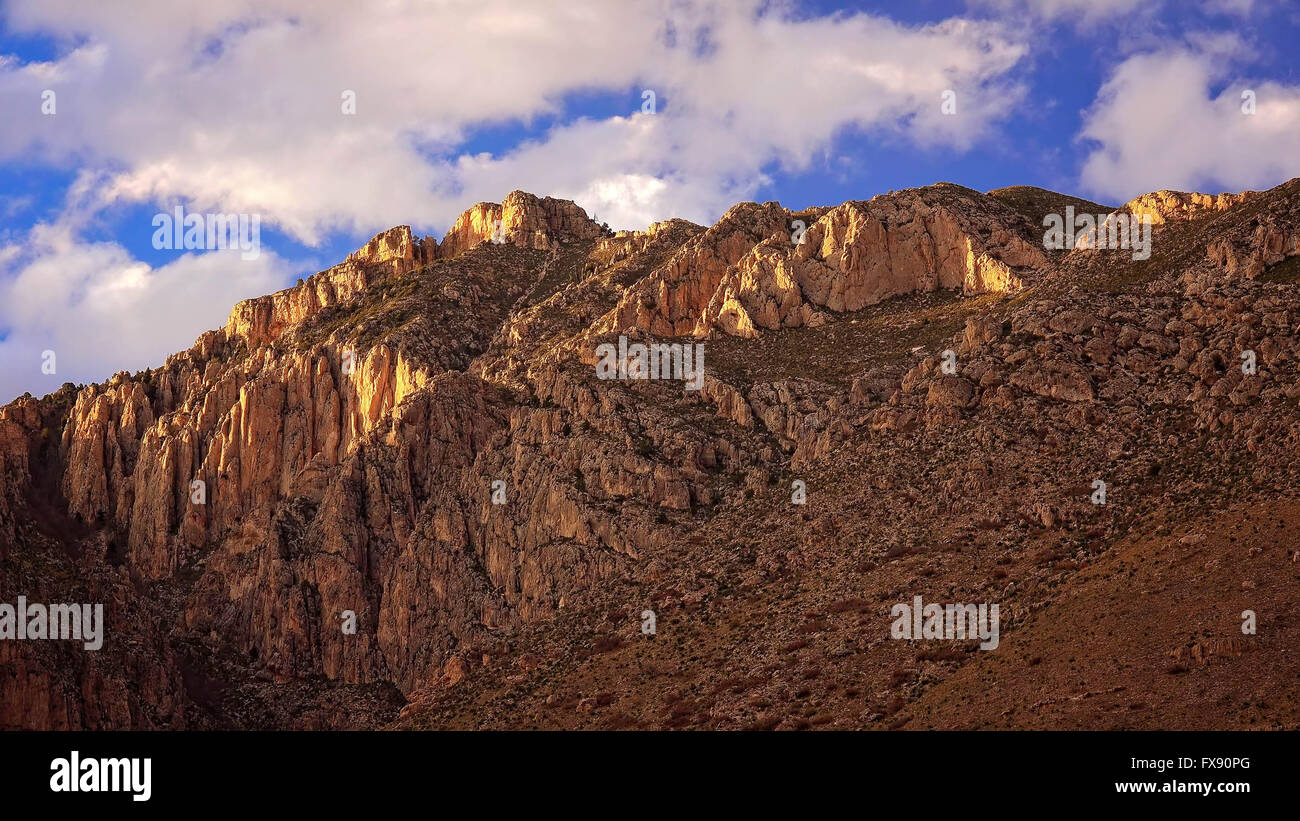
1, 0, 1298, 403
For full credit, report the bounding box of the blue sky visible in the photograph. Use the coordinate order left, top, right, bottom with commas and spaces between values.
1, 0, 1298, 402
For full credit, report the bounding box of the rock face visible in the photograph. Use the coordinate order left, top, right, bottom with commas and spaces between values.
1206, 211, 1300, 281
348, 225, 438, 269
0, 402, 38, 548
227, 226, 431, 349
437, 191, 605, 258
697, 186, 1044, 338
5, 179, 1300, 731
603, 201, 792, 337
600, 184, 1044, 341
1125, 189, 1253, 225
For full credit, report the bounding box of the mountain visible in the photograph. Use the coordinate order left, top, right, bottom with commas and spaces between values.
3, 180, 1300, 730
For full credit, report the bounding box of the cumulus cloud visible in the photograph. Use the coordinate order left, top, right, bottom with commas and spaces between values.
0, 219, 290, 402
1, 0, 1028, 238
1077, 43, 1300, 201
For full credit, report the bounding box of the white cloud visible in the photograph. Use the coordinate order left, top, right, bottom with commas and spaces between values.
0, 0, 1028, 238
1078, 45, 1300, 201
400, 9, 1027, 230
0, 219, 290, 402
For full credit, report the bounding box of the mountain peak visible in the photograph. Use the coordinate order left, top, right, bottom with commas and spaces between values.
439, 191, 607, 258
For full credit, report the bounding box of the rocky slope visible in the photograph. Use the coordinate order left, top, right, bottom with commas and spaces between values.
3, 181, 1299, 730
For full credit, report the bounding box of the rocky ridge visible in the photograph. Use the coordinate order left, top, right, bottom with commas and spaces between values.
4, 180, 1300, 730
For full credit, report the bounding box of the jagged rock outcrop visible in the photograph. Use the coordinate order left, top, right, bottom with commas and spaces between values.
437, 191, 605, 258
1125, 189, 1253, 225
62, 378, 154, 526
1207, 221, 1300, 279
699, 186, 1044, 338
438, 202, 501, 260
227, 226, 432, 349
348, 225, 438, 269
601, 201, 792, 337
1177, 181, 1300, 284
598, 184, 1044, 342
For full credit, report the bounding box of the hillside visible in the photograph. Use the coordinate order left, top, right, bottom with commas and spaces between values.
3, 180, 1299, 730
